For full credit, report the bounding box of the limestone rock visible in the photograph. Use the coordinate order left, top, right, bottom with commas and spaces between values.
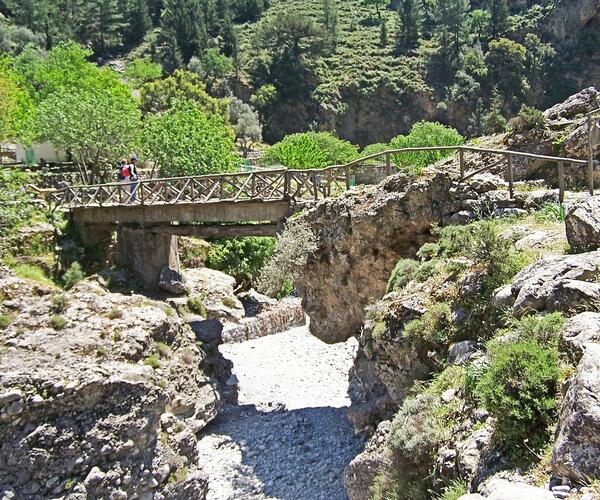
344, 420, 391, 500
296, 170, 456, 343
553, 344, 600, 483
478, 476, 554, 500
506, 250, 600, 316
158, 266, 186, 295
566, 196, 600, 251
448, 340, 478, 365
544, 87, 600, 121
0, 271, 220, 499
560, 312, 600, 363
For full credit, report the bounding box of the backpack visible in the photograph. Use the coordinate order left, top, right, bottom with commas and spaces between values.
119, 164, 131, 180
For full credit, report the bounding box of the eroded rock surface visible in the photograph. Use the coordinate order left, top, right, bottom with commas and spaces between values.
566, 196, 600, 251
0, 268, 221, 499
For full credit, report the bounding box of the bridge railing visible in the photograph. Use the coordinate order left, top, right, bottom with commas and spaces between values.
45, 146, 591, 208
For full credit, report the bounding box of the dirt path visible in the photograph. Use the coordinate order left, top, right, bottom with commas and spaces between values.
196, 325, 363, 500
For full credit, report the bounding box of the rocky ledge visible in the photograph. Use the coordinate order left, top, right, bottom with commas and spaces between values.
0, 265, 221, 499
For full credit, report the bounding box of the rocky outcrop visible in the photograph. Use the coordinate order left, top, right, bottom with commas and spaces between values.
470, 475, 554, 500
553, 343, 600, 483
566, 196, 600, 251
495, 250, 600, 316
0, 268, 221, 499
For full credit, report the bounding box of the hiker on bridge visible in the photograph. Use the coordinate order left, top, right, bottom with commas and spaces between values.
118, 156, 140, 203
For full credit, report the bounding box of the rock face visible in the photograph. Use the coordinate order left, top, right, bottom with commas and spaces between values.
566, 196, 600, 251
296, 171, 458, 344
553, 343, 600, 483
495, 250, 600, 316
0, 269, 221, 499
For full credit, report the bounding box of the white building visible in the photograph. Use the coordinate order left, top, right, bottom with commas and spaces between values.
15, 142, 68, 164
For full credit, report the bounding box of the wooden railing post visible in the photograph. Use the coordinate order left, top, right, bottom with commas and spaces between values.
459, 148, 465, 179
313, 171, 318, 200
345, 165, 350, 190
558, 161, 565, 203
385, 153, 392, 176
507, 154, 514, 199
251, 172, 256, 199
588, 115, 595, 195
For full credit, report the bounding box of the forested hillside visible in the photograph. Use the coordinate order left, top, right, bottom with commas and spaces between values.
1, 0, 599, 144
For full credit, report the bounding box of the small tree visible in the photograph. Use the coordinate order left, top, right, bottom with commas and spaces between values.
34, 88, 141, 183
124, 58, 163, 87
229, 97, 262, 157
142, 98, 238, 177
362, 0, 391, 19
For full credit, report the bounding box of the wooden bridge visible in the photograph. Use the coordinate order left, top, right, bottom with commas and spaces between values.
47, 146, 591, 288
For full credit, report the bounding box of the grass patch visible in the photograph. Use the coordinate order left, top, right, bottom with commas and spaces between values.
436, 480, 468, 500
51, 294, 67, 313
156, 341, 171, 357
144, 355, 162, 369
221, 296, 238, 308
50, 315, 67, 330
0, 313, 13, 330
12, 263, 55, 287
107, 307, 123, 320
168, 466, 189, 484
187, 295, 207, 316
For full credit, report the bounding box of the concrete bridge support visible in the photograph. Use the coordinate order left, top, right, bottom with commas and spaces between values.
116, 226, 180, 289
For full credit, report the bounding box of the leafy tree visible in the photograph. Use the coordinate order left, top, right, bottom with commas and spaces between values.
229, 97, 262, 157
390, 121, 464, 173
361, 0, 391, 19
201, 47, 234, 84
0, 64, 33, 141
141, 98, 238, 177
261, 131, 358, 168
258, 12, 325, 60
140, 69, 228, 116
232, 0, 266, 22
487, 0, 509, 39
124, 58, 162, 87
250, 84, 278, 109
469, 9, 491, 45
396, 0, 421, 52
485, 37, 528, 108
524, 33, 555, 98
34, 87, 141, 183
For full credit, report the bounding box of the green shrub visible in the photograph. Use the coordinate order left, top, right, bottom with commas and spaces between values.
187, 296, 207, 316
508, 105, 545, 133
403, 302, 454, 347
107, 307, 123, 319
221, 296, 238, 308
51, 294, 67, 312
386, 258, 419, 292
413, 259, 438, 282
360, 143, 390, 164
144, 355, 162, 369
62, 262, 84, 290
506, 312, 565, 349
124, 58, 162, 87
476, 340, 559, 454
261, 131, 359, 169
372, 320, 387, 338
0, 313, 13, 329
50, 314, 67, 330
0, 170, 43, 240
276, 279, 294, 299
390, 122, 464, 174
206, 237, 275, 280
416, 242, 440, 261
257, 220, 318, 297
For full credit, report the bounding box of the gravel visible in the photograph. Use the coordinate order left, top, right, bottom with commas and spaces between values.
196, 325, 363, 499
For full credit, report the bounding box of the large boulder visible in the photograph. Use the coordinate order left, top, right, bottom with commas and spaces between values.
494, 250, 600, 316
560, 312, 600, 362
0, 271, 221, 499
553, 343, 600, 483
477, 476, 554, 500
566, 196, 600, 251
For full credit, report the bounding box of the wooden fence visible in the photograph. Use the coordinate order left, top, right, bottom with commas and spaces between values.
44, 146, 591, 208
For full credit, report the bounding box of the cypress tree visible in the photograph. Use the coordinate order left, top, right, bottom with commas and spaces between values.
126, 0, 152, 45
396, 0, 421, 52
159, 0, 208, 63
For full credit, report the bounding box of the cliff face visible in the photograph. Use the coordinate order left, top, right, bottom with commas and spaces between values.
295, 171, 456, 344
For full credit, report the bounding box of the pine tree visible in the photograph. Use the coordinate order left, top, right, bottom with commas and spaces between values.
221, 12, 238, 58
82, 0, 127, 55
436, 0, 470, 64
487, 0, 509, 39
396, 0, 421, 52
126, 0, 152, 45
159, 0, 208, 64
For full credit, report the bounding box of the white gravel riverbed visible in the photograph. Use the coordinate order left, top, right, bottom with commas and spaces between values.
196, 324, 363, 500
